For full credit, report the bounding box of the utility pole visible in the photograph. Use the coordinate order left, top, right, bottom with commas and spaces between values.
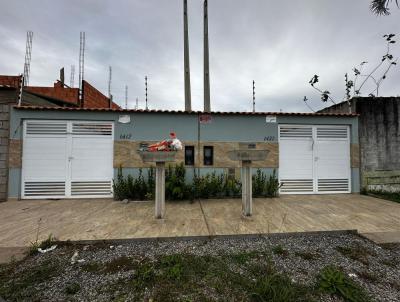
183, 0, 192, 111
203, 0, 211, 112
125, 85, 128, 109
78, 32, 85, 106
145, 76, 148, 110
23, 31, 33, 86
107, 66, 113, 108
70, 65, 75, 88
252, 80, 255, 112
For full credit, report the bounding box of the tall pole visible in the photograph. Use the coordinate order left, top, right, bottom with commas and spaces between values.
145, 76, 148, 110
125, 85, 128, 109
252, 80, 255, 112
79, 32, 85, 106
203, 0, 211, 112
183, 0, 192, 111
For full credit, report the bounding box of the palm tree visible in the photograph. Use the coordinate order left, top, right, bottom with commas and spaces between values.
370, 0, 399, 15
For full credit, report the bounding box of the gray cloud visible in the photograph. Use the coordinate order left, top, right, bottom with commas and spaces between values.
0, 0, 399, 112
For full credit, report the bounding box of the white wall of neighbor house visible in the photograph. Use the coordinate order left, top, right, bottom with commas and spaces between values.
7, 108, 360, 199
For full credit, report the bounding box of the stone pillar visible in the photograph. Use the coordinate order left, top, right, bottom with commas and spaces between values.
155, 161, 166, 219
241, 160, 252, 216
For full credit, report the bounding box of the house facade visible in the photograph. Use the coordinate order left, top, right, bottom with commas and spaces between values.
6, 106, 360, 200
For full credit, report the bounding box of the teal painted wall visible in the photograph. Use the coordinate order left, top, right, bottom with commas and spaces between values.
8, 108, 360, 198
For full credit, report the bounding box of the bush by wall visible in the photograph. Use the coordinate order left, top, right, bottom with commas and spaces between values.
113, 166, 279, 201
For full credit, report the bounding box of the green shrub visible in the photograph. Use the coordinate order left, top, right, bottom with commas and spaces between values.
252, 169, 280, 197
113, 166, 279, 201
317, 266, 371, 302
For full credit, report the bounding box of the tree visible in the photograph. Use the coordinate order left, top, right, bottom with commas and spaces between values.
370, 0, 399, 15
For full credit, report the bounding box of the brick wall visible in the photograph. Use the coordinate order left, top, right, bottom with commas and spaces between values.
25, 82, 79, 105
0, 75, 21, 89
82, 80, 120, 109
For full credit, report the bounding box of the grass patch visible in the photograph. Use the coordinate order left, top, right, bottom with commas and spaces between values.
0, 259, 60, 300
336, 245, 374, 265
294, 251, 320, 261
81, 256, 138, 274
272, 245, 289, 257
317, 266, 371, 302
65, 282, 81, 295
27, 234, 56, 256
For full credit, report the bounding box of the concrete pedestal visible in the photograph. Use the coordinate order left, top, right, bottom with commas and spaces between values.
241, 161, 252, 216
138, 151, 177, 220
155, 162, 166, 219
228, 149, 269, 217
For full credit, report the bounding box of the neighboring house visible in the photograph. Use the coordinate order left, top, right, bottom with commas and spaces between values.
319, 97, 400, 192
0, 74, 120, 201
6, 106, 359, 200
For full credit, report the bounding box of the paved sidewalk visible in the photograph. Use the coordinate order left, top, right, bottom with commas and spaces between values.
1, 194, 399, 262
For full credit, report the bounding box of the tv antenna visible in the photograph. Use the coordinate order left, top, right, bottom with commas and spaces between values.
23, 31, 33, 86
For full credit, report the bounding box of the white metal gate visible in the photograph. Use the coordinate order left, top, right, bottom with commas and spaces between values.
22, 120, 114, 199
279, 125, 351, 194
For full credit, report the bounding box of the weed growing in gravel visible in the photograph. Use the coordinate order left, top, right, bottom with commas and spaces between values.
294, 251, 320, 261
317, 266, 371, 302
250, 272, 313, 302
28, 233, 56, 256
336, 245, 374, 265
0, 259, 60, 300
81, 261, 102, 273
65, 282, 81, 295
81, 256, 137, 274
272, 245, 289, 257
357, 270, 378, 282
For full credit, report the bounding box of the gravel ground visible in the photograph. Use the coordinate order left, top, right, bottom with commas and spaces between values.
1, 232, 399, 301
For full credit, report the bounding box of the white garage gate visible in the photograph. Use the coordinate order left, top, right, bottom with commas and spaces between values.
21, 120, 114, 199
279, 125, 351, 194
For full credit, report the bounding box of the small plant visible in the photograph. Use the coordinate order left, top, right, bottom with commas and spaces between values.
65, 282, 80, 295
336, 245, 373, 265
272, 245, 289, 257
295, 251, 320, 261
317, 266, 371, 302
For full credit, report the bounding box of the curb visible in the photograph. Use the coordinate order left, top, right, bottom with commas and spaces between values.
54, 229, 359, 246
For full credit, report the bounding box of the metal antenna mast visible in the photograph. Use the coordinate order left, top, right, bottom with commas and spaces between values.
203, 0, 211, 112
183, 0, 192, 111
125, 85, 128, 109
78, 32, 85, 105
70, 65, 75, 88
145, 76, 148, 110
23, 31, 33, 86
252, 80, 255, 112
